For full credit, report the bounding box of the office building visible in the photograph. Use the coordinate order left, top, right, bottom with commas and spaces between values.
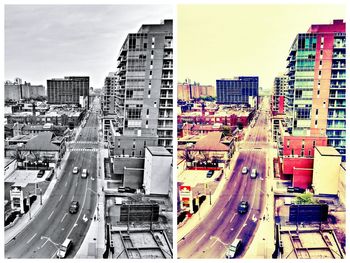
216, 76, 259, 107
178, 81, 216, 101
286, 19, 346, 160
47, 76, 90, 108
102, 72, 118, 115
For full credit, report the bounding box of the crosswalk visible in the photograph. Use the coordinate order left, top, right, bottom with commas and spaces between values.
68, 148, 98, 152
239, 148, 266, 152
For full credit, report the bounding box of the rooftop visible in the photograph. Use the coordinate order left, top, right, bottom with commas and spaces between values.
192, 132, 229, 151
146, 146, 172, 156
315, 146, 341, 157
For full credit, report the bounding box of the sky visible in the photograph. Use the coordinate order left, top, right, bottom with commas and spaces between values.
5, 5, 173, 89
178, 4, 345, 91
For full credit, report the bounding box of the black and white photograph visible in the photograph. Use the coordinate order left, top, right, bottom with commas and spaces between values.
4, 4, 173, 259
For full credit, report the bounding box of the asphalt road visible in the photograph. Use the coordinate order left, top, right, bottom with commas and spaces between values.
5, 98, 101, 258
178, 103, 269, 259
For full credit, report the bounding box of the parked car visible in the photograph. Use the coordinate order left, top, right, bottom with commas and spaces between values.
242, 166, 248, 174
118, 186, 136, 193
287, 186, 305, 193
72, 167, 79, 174
226, 239, 242, 258
69, 201, 79, 214
56, 238, 73, 258
206, 170, 214, 178
37, 169, 45, 178
81, 169, 88, 178
238, 201, 249, 214
250, 168, 257, 179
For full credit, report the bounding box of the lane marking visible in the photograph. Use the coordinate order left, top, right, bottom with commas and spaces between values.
210, 239, 218, 248
217, 211, 224, 220
59, 195, 63, 201
65, 181, 67, 187
230, 213, 237, 223
71, 195, 75, 201
48, 210, 54, 220
61, 213, 68, 223
26, 233, 37, 244
40, 238, 49, 248
196, 233, 207, 244
252, 214, 257, 222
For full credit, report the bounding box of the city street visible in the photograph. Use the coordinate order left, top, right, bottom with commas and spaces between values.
178, 104, 269, 258
5, 99, 100, 258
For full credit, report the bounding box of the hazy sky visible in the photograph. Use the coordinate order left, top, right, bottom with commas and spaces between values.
178, 4, 345, 90
5, 5, 173, 88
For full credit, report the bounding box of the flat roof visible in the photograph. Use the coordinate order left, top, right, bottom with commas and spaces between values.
315, 146, 341, 156
146, 146, 172, 156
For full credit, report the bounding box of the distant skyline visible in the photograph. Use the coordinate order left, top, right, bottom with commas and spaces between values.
5, 5, 173, 89
178, 4, 345, 91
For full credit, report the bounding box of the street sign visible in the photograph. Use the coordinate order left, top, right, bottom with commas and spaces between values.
179, 185, 193, 214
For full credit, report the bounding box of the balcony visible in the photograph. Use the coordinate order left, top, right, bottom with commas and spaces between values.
162, 74, 173, 80
163, 64, 173, 69
333, 43, 346, 49
329, 94, 346, 99
159, 103, 173, 108
327, 125, 346, 130
330, 84, 346, 89
163, 53, 173, 59
328, 115, 346, 119
333, 53, 346, 59
164, 42, 173, 49
159, 114, 173, 119
332, 63, 346, 69
331, 74, 346, 80
328, 103, 346, 109
161, 85, 173, 89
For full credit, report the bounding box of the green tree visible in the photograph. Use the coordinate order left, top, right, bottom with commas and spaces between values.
295, 192, 318, 205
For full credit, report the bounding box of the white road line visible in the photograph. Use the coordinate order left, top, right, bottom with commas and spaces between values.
65, 181, 67, 187
217, 211, 224, 220
230, 213, 237, 223
59, 195, 63, 201
26, 233, 37, 244
40, 239, 49, 248
61, 213, 68, 223
196, 233, 207, 244
210, 239, 219, 248
71, 195, 75, 201
48, 210, 54, 220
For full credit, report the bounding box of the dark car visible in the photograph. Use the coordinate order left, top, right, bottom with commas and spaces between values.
294, 187, 305, 193
206, 170, 214, 178
69, 201, 80, 214
118, 186, 136, 193
238, 201, 249, 214
37, 169, 45, 178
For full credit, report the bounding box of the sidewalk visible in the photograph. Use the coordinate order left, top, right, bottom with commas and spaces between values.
244, 144, 276, 258
75, 125, 108, 258
5, 150, 71, 245
177, 150, 240, 242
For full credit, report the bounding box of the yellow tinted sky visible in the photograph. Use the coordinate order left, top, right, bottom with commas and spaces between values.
178, 4, 345, 91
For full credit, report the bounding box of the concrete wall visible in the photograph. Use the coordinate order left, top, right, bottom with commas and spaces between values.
313, 150, 341, 195
123, 168, 144, 189
293, 168, 313, 189
113, 157, 144, 175
113, 135, 158, 158
337, 163, 345, 205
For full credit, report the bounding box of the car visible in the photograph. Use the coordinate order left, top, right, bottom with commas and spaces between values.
238, 201, 249, 214
37, 169, 45, 178
56, 238, 73, 258
69, 201, 79, 214
72, 167, 79, 174
287, 186, 295, 193
294, 187, 305, 193
250, 168, 257, 179
81, 169, 88, 178
226, 239, 242, 258
118, 186, 126, 192
125, 187, 136, 193
242, 166, 248, 174
206, 170, 214, 178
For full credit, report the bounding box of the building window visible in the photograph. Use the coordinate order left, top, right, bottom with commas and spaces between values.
318, 70, 322, 76
313, 140, 316, 148
301, 150, 304, 157
144, 43, 147, 49
319, 60, 322, 66
315, 120, 318, 126
291, 149, 294, 156
320, 50, 323, 55
132, 151, 134, 157
287, 139, 290, 148
308, 150, 311, 156
315, 109, 318, 115
154, 102, 157, 108
146, 109, 149, 115
302, 139, 305, 149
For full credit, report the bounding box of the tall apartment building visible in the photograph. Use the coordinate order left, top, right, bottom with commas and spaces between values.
216, 76, 259, 107
112, 19, 173, 155
5, 79, 46, 101
47, 76, 90, 108
286, 19, 346, 160
102, 72, 118, 115
178, 81, 216, 101
271, 74, 288, 116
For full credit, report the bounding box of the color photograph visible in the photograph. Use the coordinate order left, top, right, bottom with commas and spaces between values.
177, 4, 346, 259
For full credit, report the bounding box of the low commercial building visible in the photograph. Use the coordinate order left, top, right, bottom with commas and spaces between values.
143, 146, 172, 195
312, 146, 342, 196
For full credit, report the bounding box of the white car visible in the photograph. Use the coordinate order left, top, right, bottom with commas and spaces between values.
250, 168, 257, 178
81, 169, 88, 178
72, 167, 79, 174
226, 239, 242, 258
242, 166, 248, 174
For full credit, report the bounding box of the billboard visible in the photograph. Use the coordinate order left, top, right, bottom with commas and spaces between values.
179, 185, 193, 214
289, 204, 329, 223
